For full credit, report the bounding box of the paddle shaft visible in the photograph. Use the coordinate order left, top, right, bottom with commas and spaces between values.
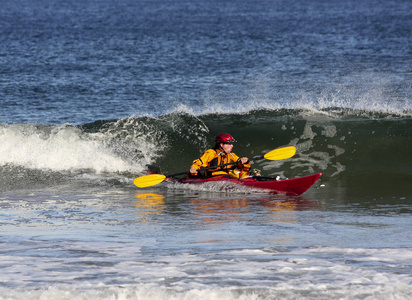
166, 154, 265, 178
134, 146, 296, 188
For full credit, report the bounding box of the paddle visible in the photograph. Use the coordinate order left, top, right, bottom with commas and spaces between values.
133, 146, 296, 188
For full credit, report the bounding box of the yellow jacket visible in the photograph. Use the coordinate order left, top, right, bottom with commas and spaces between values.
191, 148, 251, 176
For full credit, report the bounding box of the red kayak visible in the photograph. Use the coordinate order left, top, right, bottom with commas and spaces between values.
175, 173, 322, 196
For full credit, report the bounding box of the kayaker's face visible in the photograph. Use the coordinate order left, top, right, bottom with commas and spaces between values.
220, 143, 233, 154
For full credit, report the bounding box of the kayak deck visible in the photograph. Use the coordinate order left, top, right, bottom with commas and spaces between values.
175, 173, 322, 196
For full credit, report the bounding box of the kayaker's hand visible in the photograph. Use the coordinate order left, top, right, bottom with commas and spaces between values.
190, 167, 198, 174
239, 157, 249, 164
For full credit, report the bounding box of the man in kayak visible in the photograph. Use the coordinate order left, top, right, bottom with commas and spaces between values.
189, 133, 251, 177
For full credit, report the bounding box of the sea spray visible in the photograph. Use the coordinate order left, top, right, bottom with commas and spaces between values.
0, 123, 139, 174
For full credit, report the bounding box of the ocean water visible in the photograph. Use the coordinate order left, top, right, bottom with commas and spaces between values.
1, 0, 411, 299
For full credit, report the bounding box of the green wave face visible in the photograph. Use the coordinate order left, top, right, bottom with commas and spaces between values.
1, 109, 411, 198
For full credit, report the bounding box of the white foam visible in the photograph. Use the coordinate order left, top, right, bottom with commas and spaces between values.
0, 123, 144, 174
160, 71, 412, 118
165, 180, 272, 195
1, 235, 411, 300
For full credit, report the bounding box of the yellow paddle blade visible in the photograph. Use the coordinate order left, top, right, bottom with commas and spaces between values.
133, 174, 167, 188
263, 146, 296, 160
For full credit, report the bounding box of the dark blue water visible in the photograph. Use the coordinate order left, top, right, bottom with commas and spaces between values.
1, 0, 411, 124
0, 0, 411, 299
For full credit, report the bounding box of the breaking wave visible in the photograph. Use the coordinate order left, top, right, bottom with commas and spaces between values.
1, 108, 411, 195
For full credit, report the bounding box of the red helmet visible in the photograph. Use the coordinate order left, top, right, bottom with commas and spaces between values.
214, 133, 237, 143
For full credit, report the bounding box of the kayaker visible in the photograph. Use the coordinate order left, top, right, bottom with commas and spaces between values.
189, 133, 251, 177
